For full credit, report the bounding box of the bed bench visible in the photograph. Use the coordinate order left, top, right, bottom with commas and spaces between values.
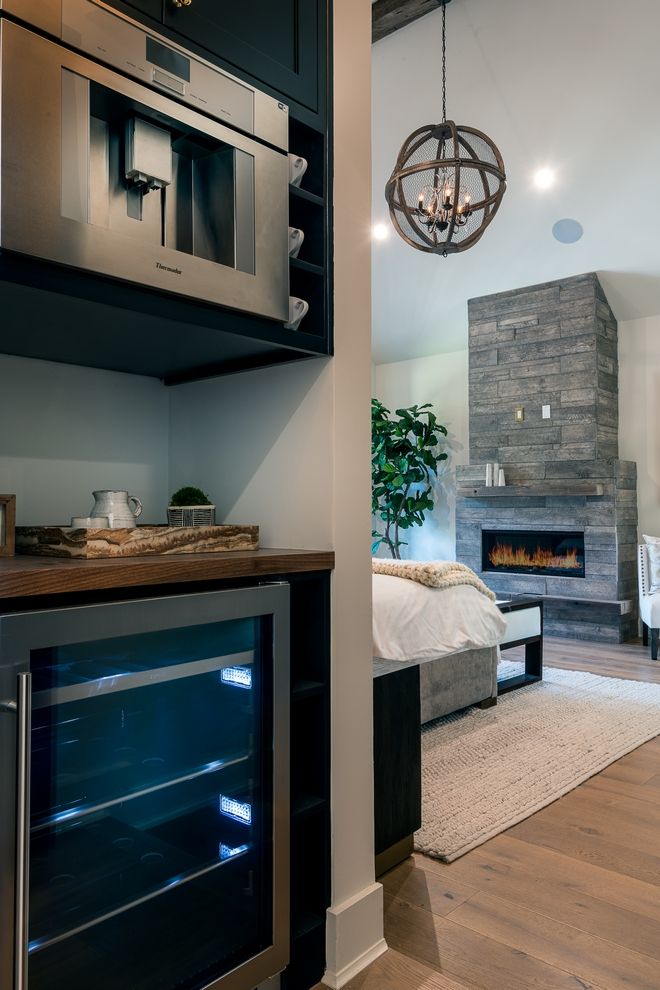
373, 645, 498, 875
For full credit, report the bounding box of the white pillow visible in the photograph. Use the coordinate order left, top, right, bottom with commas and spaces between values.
643, 534, 660, 544
647, 543, 660, 593
372, 573, 506, 662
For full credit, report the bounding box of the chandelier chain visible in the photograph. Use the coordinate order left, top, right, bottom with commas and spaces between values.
441, 0, 447, 122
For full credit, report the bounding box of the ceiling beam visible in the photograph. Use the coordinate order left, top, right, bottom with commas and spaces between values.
372, 0, 442, 44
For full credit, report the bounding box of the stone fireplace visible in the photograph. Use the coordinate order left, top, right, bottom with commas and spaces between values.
456, 272, 638, 642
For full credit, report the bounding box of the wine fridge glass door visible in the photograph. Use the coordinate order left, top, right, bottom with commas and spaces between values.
0, 586, 289, 990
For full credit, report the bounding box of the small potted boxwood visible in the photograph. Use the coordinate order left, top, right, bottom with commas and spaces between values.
167, 486, 215, 527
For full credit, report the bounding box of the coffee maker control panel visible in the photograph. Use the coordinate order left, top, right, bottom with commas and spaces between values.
0, 0, 288, 152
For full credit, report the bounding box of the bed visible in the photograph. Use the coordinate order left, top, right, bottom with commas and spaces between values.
372, 568, 506, 723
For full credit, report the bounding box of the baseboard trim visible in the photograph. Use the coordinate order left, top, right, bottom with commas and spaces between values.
322, 881, 387, 989
322, 938, 388, 989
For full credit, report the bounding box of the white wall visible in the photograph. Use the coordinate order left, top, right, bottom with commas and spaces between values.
373, 349, 469, 560
0, 354, 169, 524
169, 359, 333, 548
619, 314, 660, 539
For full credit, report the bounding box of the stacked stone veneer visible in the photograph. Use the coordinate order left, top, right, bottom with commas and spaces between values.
455, 272, 638, 642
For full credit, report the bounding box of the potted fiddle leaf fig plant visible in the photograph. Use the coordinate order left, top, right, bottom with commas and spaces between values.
372, 398, 448, 559
167, 486, 215, 527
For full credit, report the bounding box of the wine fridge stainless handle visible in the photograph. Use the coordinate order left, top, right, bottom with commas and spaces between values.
15, 672, 31, 990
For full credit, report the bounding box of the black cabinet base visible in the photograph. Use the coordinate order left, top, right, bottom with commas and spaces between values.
375, 834, 414, 879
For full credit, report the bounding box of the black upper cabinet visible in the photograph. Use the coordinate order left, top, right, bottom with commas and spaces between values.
121, 0, 162, 20
163, 0, 319, 114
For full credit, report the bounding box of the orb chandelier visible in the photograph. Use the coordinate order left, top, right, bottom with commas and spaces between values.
385, 0, 506, 256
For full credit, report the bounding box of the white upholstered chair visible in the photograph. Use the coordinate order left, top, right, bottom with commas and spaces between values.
638, 543, 660, 660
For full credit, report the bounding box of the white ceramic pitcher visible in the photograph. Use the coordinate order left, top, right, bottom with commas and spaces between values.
90, 490, 143, 529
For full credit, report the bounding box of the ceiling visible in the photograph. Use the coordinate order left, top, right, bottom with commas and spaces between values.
371, 0, 660, 363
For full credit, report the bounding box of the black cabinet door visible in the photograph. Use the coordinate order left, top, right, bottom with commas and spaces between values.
163, 0, 319, 112
120, 0, 162, 20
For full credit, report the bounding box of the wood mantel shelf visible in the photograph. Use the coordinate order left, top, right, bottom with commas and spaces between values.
458, 484, 605, 498
0, 548, 335, 601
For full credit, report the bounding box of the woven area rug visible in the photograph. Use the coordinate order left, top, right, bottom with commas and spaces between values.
416, 662, 660, 863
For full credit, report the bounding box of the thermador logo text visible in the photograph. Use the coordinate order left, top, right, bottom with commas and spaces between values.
156, 262, 183, 275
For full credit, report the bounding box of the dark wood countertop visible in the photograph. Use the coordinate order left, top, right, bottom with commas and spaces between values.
0, 548, 334, 600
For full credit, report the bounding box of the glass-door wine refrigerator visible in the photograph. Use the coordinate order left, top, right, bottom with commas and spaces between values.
0, 584, 290, 990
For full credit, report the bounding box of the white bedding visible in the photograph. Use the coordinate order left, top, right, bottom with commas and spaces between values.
373, 573, 507, 662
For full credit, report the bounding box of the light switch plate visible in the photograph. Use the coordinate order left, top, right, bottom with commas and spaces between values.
515, 405, 524, 423
542, 404, 551, 419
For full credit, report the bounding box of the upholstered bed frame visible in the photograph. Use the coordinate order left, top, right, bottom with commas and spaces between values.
373, 644, 498, 725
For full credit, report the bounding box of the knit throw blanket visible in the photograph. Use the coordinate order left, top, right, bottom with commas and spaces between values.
372, 558, 496, 601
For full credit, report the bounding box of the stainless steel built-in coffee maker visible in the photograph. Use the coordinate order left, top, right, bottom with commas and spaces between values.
0, 0, 289, 321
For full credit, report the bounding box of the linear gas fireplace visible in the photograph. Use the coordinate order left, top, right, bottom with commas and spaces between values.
482, 530, 585, 579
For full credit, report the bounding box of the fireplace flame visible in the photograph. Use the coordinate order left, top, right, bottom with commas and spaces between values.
488, 542, 581, 571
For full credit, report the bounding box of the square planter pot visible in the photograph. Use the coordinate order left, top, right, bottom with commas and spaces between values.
167, 505, 216, 527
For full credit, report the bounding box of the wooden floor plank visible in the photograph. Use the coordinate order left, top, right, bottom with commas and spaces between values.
384, 895, 607, 990
567, 774, 660, 826
518, 787, 660, 854
446, 890, 660, 990
585, 771, 660, 807
508, 811, 660, 885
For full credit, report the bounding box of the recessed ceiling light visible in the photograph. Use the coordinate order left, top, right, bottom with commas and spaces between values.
533, 167, 556, 190
552, 218, 583, 244
372, 223, 390, 241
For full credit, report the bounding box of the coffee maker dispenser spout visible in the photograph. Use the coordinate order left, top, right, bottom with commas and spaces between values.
125, 117, 172, 193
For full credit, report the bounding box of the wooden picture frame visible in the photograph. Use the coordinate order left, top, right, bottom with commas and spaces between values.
0, 495, 16, 557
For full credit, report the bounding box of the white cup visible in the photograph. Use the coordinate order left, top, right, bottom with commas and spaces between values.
288, 226, 305, 258
284, 296, 309, 331
71, 516, 110, 528
497, 468, 506, 487
485, 463, 494, 487
288, 153, 308, 187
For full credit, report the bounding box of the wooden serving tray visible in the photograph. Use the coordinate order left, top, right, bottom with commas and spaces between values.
15, 524, 259, 559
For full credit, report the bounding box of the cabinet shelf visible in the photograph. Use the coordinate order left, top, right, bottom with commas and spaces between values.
292, 911, 325, 941
289, 257, 325, 277
0, 252, 328, 384
289, 186, 325, 208
291, 677, 324, 700
29, 807, 251, 954
32, 751, 250, 833
32, 649, 254, 708
292, 794, 326, 820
